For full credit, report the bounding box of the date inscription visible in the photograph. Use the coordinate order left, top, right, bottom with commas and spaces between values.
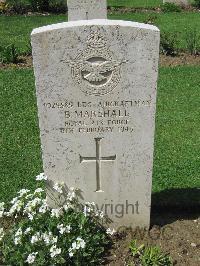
43, 98, 152, 134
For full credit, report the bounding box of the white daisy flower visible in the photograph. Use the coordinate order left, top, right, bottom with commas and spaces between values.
34, 188, 44, 194
51, 208, 62, 218
24, 227, 32, 235
36, 173, 47, 181
15, 228, 22, 237
26, 252, 38, 264
106, 228, 116, 235
31, 232, 41, 244
68, 247, 74, 257
18, 189, 30, 197
57, 224, 71, 234
53, 183, 63, 194
0, 202, 5, 218
50, 245, 61, 258
0, 228, 4, 241
14, 237, 21, 245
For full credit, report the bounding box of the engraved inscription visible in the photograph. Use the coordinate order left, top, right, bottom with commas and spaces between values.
80, 138, 116, 192
43, 97, 152, 135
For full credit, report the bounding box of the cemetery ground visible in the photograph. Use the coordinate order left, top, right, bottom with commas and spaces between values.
0, 7, 200, 266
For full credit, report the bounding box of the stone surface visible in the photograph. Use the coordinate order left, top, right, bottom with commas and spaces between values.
31, 19, 160, 229
67, 0, 107, 21
163, 0, 188, 5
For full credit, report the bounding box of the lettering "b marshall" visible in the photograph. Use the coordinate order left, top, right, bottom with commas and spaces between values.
65, 109, 130, 119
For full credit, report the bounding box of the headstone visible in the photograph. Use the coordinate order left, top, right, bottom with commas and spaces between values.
163, 0, 188, 6
67, 0, 107, 21
31, 4, 160, 229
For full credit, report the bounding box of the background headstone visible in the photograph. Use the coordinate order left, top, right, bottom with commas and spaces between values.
31, 18, 160, 228
67, 0, 107, 21
163, 0, 188, 6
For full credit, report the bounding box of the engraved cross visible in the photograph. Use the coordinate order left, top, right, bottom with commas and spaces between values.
80, 138, 116, 192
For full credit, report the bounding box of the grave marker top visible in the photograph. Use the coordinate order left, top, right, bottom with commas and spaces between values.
163, 0, 188, 5
67, 0, 107, 21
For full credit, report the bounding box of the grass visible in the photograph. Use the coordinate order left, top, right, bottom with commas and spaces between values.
108, 0, 162, 8
0, 15, 67, 54
153, 66, 200, 207
0, 67, 200, 206
111, 13, 200, 50
5, 0, 196, 9
108, 0, 195, 7
0, 69, 42, 201
0, 12, 200, 54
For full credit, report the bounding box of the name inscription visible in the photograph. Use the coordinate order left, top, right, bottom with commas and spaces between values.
43, 98, 152, 134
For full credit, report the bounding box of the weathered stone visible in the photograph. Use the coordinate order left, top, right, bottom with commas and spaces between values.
67, 0, 107, 21
163, 0, 188, 6
31, 20, 160, 229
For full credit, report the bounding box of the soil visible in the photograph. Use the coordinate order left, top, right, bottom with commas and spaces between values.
104, 211, 200, 266
107, 6, 199, 15
0, 55, 33, 70
0, 54, 200, 70
159, 53, 200, 67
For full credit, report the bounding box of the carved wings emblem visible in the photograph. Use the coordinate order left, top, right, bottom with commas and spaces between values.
69, 60, 122, 83
81, 60, 121, 82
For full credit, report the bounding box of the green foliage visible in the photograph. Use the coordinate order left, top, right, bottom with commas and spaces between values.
143, 14, 158, 24
185, 29, 200, 55
0, 44, 19, 63
160, 31, 179, 56
6, 0, 31, 14
49, 0, 66, 13
0, 2, 9, 13
29, 0, 49, 12
193, 0, 200, 7
1, 12, 200, 54
141, 246, 172, 266
161, 2, 182, 12
129, 240, 172, 266
25, 41, 32, 56
129, 240, 144, 257
0, 178, 111, 265
6, 0, 67, 13
108, 0, 162, 8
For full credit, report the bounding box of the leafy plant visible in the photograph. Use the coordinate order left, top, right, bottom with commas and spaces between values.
0, 174, 113, 265
129, 240, 144, 257
143, 15, 158, 25
161, 2, 182, 12
29, 0, 50, 12
129, 240, 172, 266
6, 0, 30, 14
0, 2, 9, 13
49, 0, 67, 14
185, 29, 200, 55
193, 0, 200, 8
160, 31, 179, 56
25, 41, 32, 56
141, 246, 172, 266
0, 44, 19, 63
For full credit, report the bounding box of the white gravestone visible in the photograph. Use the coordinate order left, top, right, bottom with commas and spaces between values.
67, 0, 107, 21
163, 0, 188, 6
31, 19, 160, 228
